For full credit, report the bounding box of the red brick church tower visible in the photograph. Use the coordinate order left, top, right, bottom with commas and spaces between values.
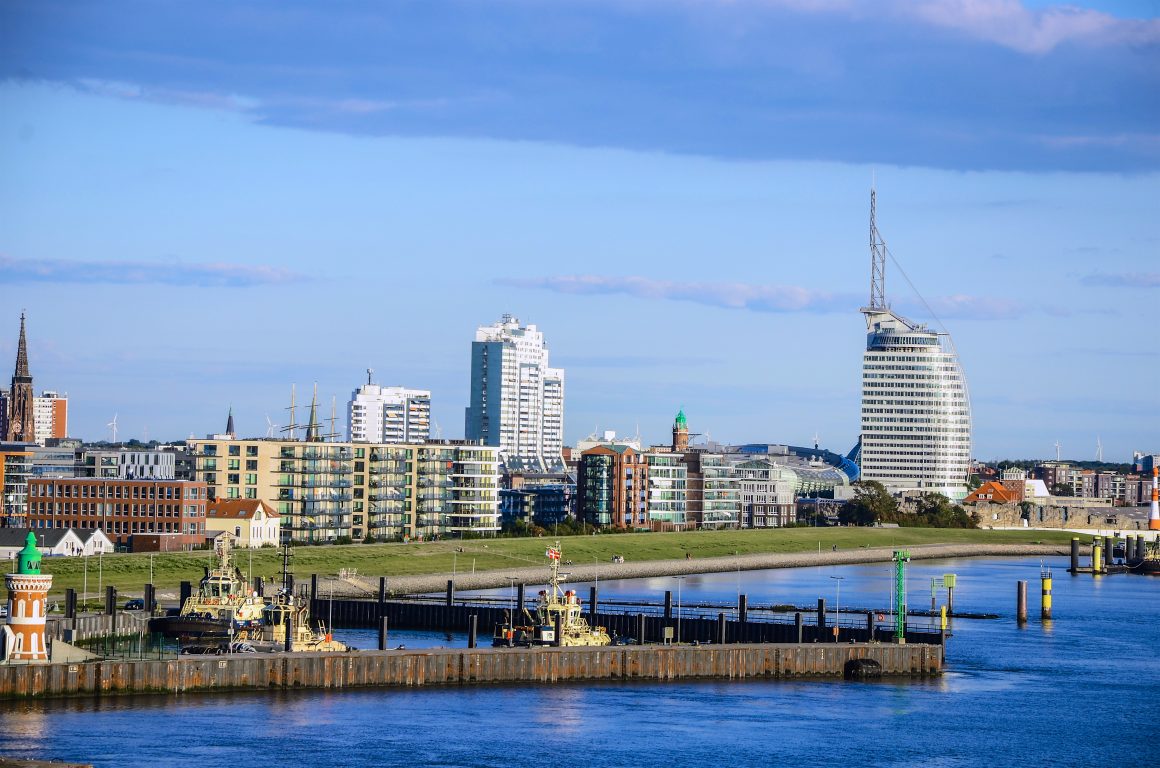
2, 313, 34, 442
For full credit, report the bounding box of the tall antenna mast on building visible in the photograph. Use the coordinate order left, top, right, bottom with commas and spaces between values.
870, 185, 887, 310
367, 368, 374, 385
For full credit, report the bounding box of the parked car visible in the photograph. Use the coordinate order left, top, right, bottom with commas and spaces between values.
123, 599, 145, 611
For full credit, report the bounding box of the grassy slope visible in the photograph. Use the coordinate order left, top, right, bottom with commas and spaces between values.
36, 527, 1078, 599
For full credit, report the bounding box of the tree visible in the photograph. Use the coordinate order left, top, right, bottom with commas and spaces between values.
838, 481, 898, 526
1051, 483, 1074, 497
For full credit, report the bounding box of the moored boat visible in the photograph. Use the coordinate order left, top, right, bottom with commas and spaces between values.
493, 544, 611, 647
149, 537, 266, 640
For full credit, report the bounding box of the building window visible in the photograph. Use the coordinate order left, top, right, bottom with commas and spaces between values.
229, 445, 240, 456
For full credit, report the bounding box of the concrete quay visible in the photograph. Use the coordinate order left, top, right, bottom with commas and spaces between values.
0, 642, 941, 700
346, 542, 1072, 596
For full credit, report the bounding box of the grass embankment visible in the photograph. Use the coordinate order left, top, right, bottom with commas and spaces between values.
37, 527, 1077, 600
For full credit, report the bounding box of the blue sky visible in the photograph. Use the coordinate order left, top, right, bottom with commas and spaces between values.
1, 0, 1157, 461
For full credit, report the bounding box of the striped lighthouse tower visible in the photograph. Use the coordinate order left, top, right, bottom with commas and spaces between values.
1150, 467, 1160, 531
3, 532, 54, 663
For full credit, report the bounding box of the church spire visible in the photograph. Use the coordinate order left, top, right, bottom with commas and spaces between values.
15, 312, 29, 378
226, 406, 236, 439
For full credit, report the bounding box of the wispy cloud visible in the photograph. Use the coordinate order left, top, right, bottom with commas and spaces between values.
498, 274, 857, 314
1081, 271, 1160, 288
704, 0, 1160, 54
506, 274, 1099, 321
0, 256, 307, 287
901, 0, 1160, 54
75, 78, 262, 113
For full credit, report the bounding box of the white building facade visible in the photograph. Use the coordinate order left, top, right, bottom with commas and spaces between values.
32, 391, 67, 444
348, 382, 431, 444
465, 315, 565, 473
859, 309, 972, 499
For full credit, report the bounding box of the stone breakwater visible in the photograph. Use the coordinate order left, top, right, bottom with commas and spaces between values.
337, 543, 1071, 596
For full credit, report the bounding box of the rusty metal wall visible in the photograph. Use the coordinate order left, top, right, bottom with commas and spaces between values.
0, 643, 941, 700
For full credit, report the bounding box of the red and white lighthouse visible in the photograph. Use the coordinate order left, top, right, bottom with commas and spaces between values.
3, 532, 53, 663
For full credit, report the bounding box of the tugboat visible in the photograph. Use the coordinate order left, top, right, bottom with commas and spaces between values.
258, 587, 348, 652
493, 544, 611, 647
1130, 537, 1160, 576
149, 537, 266, 641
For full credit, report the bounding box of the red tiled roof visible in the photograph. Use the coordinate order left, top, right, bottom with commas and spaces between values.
964, 481, 1017, 504
207, 499, 278, 520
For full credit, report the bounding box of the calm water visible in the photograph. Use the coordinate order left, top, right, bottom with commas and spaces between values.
3, 556, 1158, 768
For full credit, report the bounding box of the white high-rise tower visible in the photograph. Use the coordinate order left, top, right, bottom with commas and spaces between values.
348, 370, 431, 444
465, 315, 565, 473
858, 191, 972, 499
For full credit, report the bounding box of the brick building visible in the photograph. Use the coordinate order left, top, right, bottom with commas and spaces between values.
24, 477, 208, 547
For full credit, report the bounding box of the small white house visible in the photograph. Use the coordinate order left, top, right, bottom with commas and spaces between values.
205, 500, 281, 548
1, 528, 115, 562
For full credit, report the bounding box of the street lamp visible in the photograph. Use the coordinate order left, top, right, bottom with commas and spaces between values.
674, 575, 687, 644
830, 575, 844, 642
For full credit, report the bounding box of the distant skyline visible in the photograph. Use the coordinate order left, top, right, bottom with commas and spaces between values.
1, 1, 1157, 461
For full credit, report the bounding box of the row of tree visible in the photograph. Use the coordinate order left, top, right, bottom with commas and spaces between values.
838, 481, 978, 528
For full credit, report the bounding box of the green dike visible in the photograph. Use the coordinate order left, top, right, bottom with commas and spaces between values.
36, 527, 1078, 598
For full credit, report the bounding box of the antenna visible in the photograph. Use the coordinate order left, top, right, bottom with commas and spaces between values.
367, 368, 374, 385
869, 185, 887, 310
107, 414, 118, 444
813, 431, 820, 450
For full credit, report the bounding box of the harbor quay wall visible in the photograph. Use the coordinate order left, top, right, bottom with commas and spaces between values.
0, 643, 941, 700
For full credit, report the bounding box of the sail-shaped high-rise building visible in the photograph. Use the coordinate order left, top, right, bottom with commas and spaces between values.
858, 192, 971, 499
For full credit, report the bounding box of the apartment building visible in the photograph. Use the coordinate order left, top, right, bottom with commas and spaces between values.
191, 437, 500, 542
348, 380, 431, 444
577, 444, 649, 529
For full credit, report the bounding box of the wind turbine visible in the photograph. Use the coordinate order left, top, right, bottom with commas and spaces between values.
1096, 437, 1103, 463
265, 415, 279, 439
1054, 441, 1062, 462
432, 418, 443, 440
107, 414, 119, 444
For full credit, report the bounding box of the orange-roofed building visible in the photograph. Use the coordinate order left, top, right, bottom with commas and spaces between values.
205, 499, 281, 548
963, 481, 1018, 505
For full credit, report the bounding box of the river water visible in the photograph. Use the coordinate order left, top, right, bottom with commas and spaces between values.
2, 556, 1158, 767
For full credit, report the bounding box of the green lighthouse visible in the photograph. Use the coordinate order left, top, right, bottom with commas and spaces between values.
16, 531, 42, 575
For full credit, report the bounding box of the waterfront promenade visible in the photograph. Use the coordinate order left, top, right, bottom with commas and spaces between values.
343, 542, 1073, 595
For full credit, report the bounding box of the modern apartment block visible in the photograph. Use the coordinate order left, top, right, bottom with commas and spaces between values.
735, 459, 797, 528
683, 452, 741, 529
0, 443, 32, 527
859, 192, 971, 499
33, 391, 67, 443
191, 437, 500, 542
465, 315, 565, 473
348, 380, 431, 444
79, 449, 177, 480
644, 452, 687, 528
24, 477, 208, 547
576, 444, 649, 529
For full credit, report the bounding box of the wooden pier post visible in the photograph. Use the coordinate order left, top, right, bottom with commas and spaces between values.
739, 594, 748, 623
468, 615, 477, 649
717, 612, 727, 645
1070, 537, 1079, 573
1017, 581, 1027, 625
378, 617, 389, 651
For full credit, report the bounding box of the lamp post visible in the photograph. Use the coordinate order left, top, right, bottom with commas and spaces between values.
593, 555, 599, 594
674, 575, 687, 644
830, 575, 844, 642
